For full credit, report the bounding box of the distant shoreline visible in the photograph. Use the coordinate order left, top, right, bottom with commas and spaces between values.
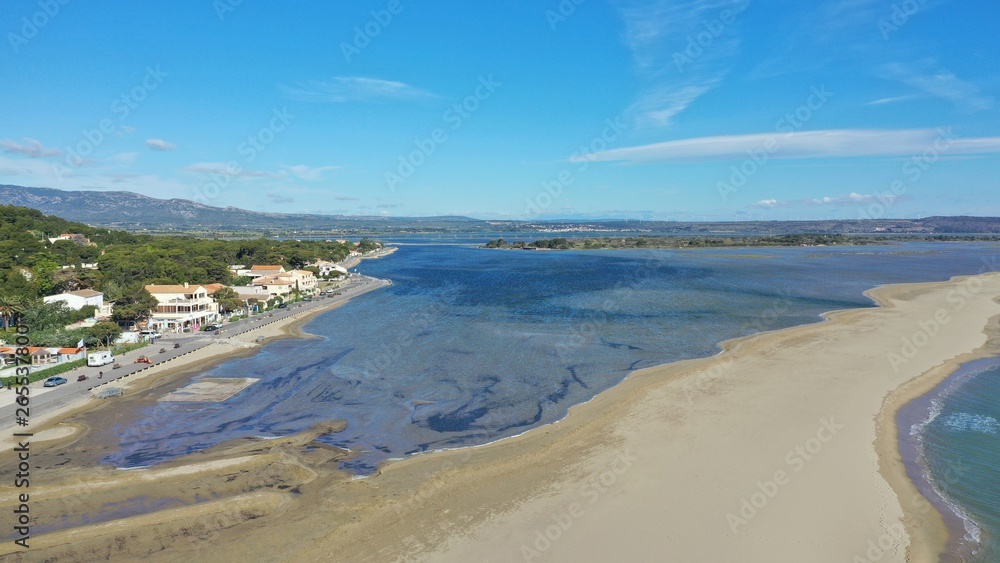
339, 245, 397, 269
481, 234, 1000, 251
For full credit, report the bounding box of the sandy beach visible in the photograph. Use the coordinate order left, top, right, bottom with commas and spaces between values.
2, 272, 998, 562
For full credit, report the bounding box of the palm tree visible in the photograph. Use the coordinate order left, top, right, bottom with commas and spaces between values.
0, 293, 31, 330
0, 294, 11, 331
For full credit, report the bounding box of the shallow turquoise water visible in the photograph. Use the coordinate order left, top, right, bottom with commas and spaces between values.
918, 361, 1000, 561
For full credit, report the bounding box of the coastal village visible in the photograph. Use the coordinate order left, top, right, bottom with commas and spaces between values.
0, 228, 388, 382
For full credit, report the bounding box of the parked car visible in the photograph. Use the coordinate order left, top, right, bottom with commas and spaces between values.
87, 351, 115, 367
302, 297, 312, 302
43, 377, 68, 387
202, 324, 220, 332
277, 303, 288, 309
319, 291, 327, 296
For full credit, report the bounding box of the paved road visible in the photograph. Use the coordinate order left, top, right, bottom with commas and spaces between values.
0, 275, 390, 430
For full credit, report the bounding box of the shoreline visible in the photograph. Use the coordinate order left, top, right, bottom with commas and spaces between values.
895, 356, 1000, 560
3, 273, 999, 561
872, 282, 1000, 562
0, 275, 388, 451
339, 245, 397, 270
312, 273, 1000, 562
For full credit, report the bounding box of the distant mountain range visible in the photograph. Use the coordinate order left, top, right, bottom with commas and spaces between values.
2, 185, 1000, 235
0, 185, 480, 233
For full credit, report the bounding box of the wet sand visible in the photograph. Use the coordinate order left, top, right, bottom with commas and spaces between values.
1, 274, 998, 562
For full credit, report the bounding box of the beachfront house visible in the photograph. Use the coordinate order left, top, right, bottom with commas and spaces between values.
202, 283, 228, 296
44, 289, 105, 310
286, 270, 318, 293
224, 286, 271, 314
250, 275, 294, 297
0, 346, 86, 371
236, 265, 286, 280
249, 269, 318, 297
145, 283, 220, 332
229, 286, 269, 299
312, 261, 349, 278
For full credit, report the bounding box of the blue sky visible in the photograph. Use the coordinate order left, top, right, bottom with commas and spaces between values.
1, 0, 998, 220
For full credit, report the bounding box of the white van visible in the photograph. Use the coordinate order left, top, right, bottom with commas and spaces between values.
87, 351, 115, 367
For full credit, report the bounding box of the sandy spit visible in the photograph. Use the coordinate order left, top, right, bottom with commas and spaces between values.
2, 274, 998, 562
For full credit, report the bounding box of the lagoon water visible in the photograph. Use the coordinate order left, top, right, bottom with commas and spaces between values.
106, 241, 1000, 555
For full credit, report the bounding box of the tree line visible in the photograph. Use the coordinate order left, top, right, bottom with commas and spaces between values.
0, 205, 369, 347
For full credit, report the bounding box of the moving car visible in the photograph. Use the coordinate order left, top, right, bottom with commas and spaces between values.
202, 324, 220, 332
43, 377, 68, 387
277, 303, 288, 309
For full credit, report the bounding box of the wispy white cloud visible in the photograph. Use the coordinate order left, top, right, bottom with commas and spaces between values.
878, 60, 993, 112
112, 152, 140, 163
752, 192, 903, 209
0, 137, 62, 158
0, 155, 62, 177
864, 94, 919, 106
145, 138, 177, 151
266, 192, 294, 204
574, 129, 1000, 164
0, 154, 194, 197
816, 0, 883, 35
282, 164, 342, 181
279, 77, 437, 103
629, 82, 724, 128
615, 0, 746, 128
183, 162, 279, 178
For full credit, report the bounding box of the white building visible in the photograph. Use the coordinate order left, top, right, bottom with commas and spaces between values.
312, 261, 349, 278
236, 265, 286, 280
250, 276, 295, 297
286, 270, 318, 293
0, 346, 86, 376
44, 289, 104, 310
250, 269, 318, 296
145, 283, 220, 331
229, 286, 269, 299
47, 233, 92, 245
